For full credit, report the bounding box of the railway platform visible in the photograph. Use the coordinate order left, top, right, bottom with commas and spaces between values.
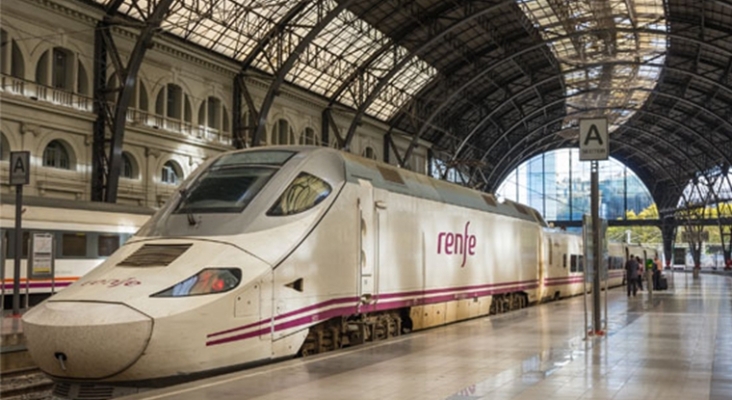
0, 313, 33, 372
120, 272, 732, 400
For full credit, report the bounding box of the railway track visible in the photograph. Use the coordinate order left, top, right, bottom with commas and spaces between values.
1, 366, 53, 399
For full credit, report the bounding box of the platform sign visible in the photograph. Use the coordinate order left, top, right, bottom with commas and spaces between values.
29, 232, 54, 279
579, 118, 608, 161
9, 151, 30, 185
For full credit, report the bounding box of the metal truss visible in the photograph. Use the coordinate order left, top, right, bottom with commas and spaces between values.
395, 27, 732, 156
91, 0, 174, 203
471, 88, 732, 187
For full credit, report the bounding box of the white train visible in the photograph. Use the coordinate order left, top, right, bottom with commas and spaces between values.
22, 147, 649, 398
0, 197, 152, 304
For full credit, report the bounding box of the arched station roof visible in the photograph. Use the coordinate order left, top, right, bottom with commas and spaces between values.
90, 0, 732, 211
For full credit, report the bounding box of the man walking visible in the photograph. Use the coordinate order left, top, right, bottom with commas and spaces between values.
625, 254, 639, 297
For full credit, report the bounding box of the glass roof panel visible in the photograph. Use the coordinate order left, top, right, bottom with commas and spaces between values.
92, 0, 436, 123
517, 0, 667, 133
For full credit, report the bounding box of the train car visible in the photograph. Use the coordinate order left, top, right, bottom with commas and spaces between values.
21, 147, 632, 398
0, 196, 152, 304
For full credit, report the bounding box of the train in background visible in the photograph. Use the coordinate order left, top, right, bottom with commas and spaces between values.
22, 146, 657, 400
0, 196, 152, 307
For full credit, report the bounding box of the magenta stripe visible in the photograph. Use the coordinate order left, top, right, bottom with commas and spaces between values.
375, 279, 538, 300
208, 280, 538, 338
207, 296, 359, 338
205, 283, 539, 347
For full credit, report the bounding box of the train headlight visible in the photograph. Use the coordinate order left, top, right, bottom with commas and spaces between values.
152, 268, 241, 297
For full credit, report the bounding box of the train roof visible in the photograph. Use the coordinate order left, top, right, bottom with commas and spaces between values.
334, 149, 545, 226
1, 195, 155, 216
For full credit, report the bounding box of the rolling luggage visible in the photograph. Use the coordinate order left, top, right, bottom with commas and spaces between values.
657, 275, 668, 290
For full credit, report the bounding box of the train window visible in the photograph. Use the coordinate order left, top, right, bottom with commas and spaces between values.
563, 253, 567, 269
62, 233, 87, 257
268, 172, 332, 216
570, 255, 585, 273
3, 231, 30, 259
98, 234, 120, 257
175, 166, 276, 214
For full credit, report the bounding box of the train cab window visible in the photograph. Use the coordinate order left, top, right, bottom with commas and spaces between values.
62, 233, 87, 257
98, 234, 120, 257
174, 151, 294, 214
268, 172, 332, 216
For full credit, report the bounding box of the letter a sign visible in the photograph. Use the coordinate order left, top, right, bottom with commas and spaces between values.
9, 151, 30, 185
579, 118, 608, 161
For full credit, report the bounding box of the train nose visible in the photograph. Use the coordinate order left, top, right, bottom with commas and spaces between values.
22, 301, 152, 379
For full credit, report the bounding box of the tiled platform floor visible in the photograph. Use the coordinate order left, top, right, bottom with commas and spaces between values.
123, 272, 731, 400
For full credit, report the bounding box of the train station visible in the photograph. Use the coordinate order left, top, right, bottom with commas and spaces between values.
1, 0, 731, 399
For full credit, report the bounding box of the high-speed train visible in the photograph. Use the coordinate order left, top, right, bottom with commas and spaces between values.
0, 196, 151, 305
22, 146, 652, 398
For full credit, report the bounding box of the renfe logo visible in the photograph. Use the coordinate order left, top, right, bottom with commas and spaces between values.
437, 221, 477, 267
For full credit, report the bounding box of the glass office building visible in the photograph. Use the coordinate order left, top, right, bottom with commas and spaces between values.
497, 149, 654, 221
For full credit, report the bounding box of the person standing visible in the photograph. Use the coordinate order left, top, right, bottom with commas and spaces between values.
636, 256, 644, 291
625, 254, 639, 297
645, 258, 654, 295
653, 256, 662, 289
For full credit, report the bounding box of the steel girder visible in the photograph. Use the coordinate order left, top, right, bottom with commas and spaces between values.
337, 0, 540, 152
250, 0, 357, 146
481, 100, 728, 193
395, 27, 732, 158
232, 1, 311, 148
477, 110, 694, 196
449, 63, 732, 164
92, 0, 174, 203
471, 87, 732, 182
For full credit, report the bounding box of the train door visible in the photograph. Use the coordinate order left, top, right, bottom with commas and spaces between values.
357, 180, 378, 305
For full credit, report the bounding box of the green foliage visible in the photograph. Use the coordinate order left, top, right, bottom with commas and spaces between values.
607, 202, 732, 248
606, 203, 661, 244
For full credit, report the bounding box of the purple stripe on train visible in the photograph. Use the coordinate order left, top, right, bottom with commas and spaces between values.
206, 279, 538, 338
205, 282, 539, 346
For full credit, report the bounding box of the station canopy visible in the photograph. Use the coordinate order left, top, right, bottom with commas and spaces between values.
93, 0, 732, 211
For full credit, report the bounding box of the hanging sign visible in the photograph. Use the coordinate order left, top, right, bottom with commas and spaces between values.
579, 118, 609, 161
9, 151, 30, 185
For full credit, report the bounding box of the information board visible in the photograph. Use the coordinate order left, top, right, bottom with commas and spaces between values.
29, 233, 54, 279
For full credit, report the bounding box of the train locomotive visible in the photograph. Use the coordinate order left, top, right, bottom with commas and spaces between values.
22, 146, 643, 398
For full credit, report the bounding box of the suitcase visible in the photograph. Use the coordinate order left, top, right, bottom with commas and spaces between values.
657, 275, 668, 290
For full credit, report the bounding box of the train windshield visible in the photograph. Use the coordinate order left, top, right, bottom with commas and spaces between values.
174, 151, 295, 214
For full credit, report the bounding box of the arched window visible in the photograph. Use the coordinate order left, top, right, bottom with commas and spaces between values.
300, 127, 319, 145
121, 152, 137, 179
34, 46, 88, 104
155, 84, 192, 132
272, 119, 294, 145
1, 29, 25, 79
1, 132, 10, 161
43, 140, 71, 169
108, 75, 148, 111
161, 160, 182, 185
361, 146, 377, 160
